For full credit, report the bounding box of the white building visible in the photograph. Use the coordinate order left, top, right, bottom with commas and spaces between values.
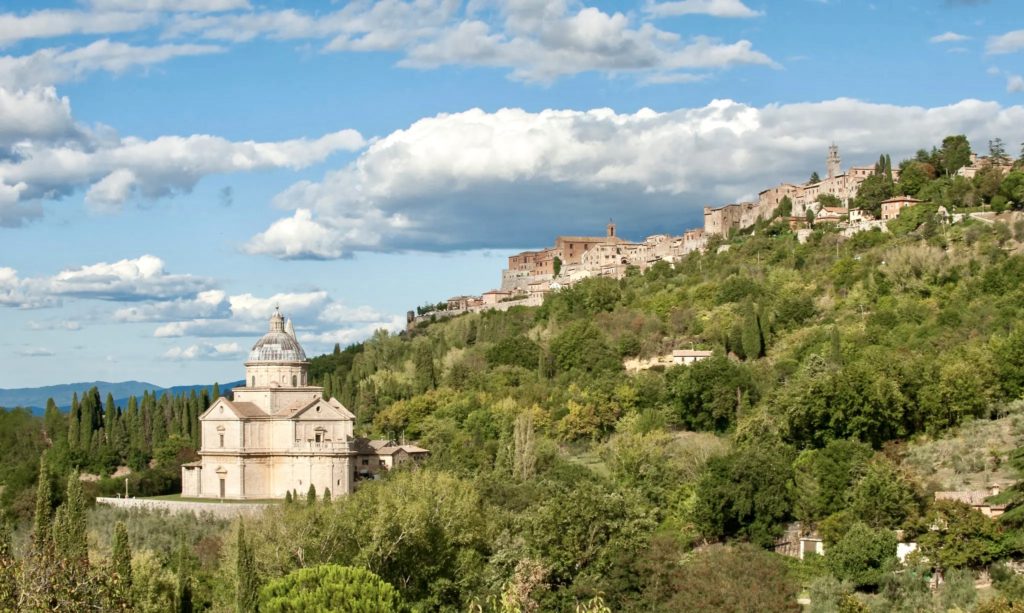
181, 308, 427, 500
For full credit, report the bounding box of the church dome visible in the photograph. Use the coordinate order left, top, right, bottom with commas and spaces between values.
248, 308, 307, 362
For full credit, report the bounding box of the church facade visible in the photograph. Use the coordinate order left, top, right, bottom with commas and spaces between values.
181, 309, 426, 500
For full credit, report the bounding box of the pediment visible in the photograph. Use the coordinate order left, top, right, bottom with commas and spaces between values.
291, 397, 355, 421
199, 398, 265, 421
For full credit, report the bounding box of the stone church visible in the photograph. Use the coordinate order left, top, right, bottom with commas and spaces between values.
181, 308, 426, 500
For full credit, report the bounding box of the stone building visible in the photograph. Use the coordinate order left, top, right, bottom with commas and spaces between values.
182, 309, 427, 500
880, 195, 922, 221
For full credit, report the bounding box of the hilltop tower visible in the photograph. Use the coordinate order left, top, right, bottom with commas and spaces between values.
827, 143, 841, 180
607, 220, 616, 238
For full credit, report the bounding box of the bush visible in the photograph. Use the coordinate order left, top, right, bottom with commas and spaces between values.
259, 564, 404, 613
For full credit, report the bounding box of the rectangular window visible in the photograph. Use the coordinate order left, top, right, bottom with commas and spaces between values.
362, 459, 369, 466
219, 434, 224, 448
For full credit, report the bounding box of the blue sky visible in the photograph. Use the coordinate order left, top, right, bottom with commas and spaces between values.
1, 0, 1022, 388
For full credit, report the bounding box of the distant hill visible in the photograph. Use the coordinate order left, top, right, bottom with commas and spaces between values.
0, 380, 244, 414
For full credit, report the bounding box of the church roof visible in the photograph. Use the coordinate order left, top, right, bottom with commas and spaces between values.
248, 307, 307, 362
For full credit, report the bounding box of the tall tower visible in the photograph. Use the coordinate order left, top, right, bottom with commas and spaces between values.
827, 143, 841, 180
607, 219, 616, 238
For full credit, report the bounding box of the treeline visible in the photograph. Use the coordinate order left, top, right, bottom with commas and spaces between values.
1, 383, 223, 520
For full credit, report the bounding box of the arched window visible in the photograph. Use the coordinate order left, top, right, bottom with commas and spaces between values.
292, 374, 297, 387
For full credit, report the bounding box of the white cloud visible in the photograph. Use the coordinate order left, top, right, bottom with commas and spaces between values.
0, 86, 79, 146
18, 347, 55, 357
0, 267, 57, 308
0, 40, 226, 90
114, 289, 229, 322
987, 29, 1024, 54
163, 341, 242, 361
151, 290, 330, 337
247, 98, 1024, 259
929, 31, 970, 43
0, 10, 154, 47
0, 84, 365, 223
300, 317, 407, 346
645, 0, 763, 18
87, 0, 250, 12
46, 254, 214, 301
1010, 75, 1024, 93
165, 0, 774, 83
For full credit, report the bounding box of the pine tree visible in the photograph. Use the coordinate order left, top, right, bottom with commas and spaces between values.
32, 458, 53, 552
236, 521, 258, 613
53, 472, 88, 565
112, 521, 132, 587
307, 484, 317, 505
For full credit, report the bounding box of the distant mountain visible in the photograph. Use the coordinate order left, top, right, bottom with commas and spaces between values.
0, 380, 244, 414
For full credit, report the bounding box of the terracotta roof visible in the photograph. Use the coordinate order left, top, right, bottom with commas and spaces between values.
227, 400, 268, 418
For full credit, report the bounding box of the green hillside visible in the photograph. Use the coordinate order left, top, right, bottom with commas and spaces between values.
5, 163, 1024, 610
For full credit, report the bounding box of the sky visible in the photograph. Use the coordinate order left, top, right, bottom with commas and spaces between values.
1, 0, 1023, 388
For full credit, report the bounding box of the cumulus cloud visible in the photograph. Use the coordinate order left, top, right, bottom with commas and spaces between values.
0, 267, 57, 308
46, 255, 214, 301
0, 83, 365, 224
148, 288, 400, 355
1010, 75, 1024, 93
929, 31, 970, 43
163, 342, 242, 361
165, 0, 774, 83
987, 29, 1024, 54
114, 289, 229, 322
300, 317, 407, 346
645, 0, 763, 18
246, 98, 1024, 259
0, 87, 80, 146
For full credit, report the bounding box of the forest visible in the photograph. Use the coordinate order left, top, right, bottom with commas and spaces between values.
2, 136, 1024, 611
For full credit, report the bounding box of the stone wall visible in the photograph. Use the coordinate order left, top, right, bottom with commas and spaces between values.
96, 496, 272, 519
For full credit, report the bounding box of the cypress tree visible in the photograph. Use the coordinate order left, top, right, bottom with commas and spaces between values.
176, 541, 193, 613
212, 382, 221, 400
323, 487, 331, 503
53, 472, 88, 565
830, 326, 844, 366
32, 458, 53, 552
307, 484, 317, 505
112, 521, 132, 587
43, 398, 66, 448
235, 521, 258, 613
284, 490, 293, 504
0, 520, 16, 610
103, 393, 118, 442
68, 392, 81, 453
740, 302, 763, 360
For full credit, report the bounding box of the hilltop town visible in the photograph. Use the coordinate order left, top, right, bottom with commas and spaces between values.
410, 143, 1018, 326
